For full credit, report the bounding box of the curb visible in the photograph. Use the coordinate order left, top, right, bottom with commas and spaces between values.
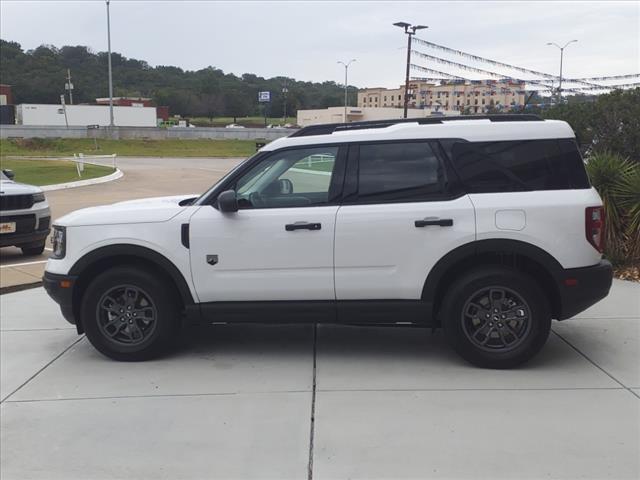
40, 169, 123, 192
0, 281, 42, 295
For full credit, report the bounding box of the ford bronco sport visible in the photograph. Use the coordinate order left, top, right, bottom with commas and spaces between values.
43, 115, 612, 368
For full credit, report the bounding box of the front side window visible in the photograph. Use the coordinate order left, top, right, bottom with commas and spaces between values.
355, 142, 447, 203
234, 146, 338, 208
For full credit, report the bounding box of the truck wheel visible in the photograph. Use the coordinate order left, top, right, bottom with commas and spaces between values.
21, 243, 45, 256
81, 266, 181, 361
440, 266, 551, 369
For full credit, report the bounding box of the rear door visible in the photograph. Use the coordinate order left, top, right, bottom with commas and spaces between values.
334, 140, 476, 300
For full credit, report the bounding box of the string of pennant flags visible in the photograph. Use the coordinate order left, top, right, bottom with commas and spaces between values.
411, 37, 607, 89
413, 37, 640, 91
409, 53, 572, 92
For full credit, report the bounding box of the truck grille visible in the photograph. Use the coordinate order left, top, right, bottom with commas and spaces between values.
0, 194, 35, 211
0, 215, 36, 234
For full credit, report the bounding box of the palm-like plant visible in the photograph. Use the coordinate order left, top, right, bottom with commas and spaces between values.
614, 165, 640, 261
585, 151, 637, 263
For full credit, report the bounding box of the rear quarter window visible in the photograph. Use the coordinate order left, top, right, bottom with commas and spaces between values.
444, 138, 590, 193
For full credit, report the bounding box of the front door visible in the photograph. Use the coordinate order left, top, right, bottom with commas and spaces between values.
189, 145, 344, 302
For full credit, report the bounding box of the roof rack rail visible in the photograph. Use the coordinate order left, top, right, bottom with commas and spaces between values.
289, 114, 543, 138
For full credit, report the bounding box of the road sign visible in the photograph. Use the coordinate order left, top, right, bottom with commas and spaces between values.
258, 91, 271, 103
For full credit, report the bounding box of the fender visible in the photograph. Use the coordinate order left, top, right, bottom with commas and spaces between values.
68, 244, 195, 305
422, 238, 565, 303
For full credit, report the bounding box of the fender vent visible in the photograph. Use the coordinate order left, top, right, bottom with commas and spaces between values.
181, 223, 189, 249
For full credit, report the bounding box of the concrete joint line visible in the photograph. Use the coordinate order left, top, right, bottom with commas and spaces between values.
308, 323, 318, 480
551, 329, 640, 400
1, 336, 84, 403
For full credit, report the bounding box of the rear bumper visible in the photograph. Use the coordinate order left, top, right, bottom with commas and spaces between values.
43, 271, 78, 328
556, 260, 613, 320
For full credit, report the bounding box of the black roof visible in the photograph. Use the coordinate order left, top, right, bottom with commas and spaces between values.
289, 114, 543, 138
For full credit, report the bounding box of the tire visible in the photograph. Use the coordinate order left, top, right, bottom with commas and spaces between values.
81, 266, 181, 361
21, 243, 45, 256
440, 266, 551, 369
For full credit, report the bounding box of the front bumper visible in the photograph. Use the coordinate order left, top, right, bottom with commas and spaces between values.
43, 271, 78, 328
556, 260, 613, 320
0, 227, 50, 248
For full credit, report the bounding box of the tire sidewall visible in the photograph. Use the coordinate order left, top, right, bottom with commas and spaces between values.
441, 267, 551, 369
81, 267, 179, 361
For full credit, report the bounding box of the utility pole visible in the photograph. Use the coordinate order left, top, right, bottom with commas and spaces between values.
106, 0, 115, 127
393, 22, 428, 118
282, 83, 288, 123
65, 69, 74, 105
547, 40, 577, 104
337, 59, 356, 123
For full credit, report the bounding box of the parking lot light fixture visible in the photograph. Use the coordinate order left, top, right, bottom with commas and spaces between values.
546, 40, 578, 104
106, 0, 115, 127
337, 59, 356, 123
394, 22, 428, 118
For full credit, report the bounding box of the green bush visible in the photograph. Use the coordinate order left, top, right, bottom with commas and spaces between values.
586, 151, 640, 265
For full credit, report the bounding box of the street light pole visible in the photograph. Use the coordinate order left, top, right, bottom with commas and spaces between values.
106, 0, 115, 127
337, 59, 356, 123
393, 22, 428, 118
547, 40, 577, 104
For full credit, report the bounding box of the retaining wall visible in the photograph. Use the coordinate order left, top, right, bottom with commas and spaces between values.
0, 125, 293, 141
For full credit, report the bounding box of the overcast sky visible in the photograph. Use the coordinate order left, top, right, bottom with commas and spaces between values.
1, 1, 638, 89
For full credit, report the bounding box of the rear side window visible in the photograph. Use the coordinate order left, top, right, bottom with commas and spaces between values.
446, 138, 590, 193
356, 142, 447, 203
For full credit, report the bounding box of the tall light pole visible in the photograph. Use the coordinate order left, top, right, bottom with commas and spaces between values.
106, 0, 115, 127
393, 22, 427, 118
337, 59, 356, 123
547, 40, 577, 104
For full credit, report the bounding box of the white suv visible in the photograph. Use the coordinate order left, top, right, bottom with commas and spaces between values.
1, 169, 51, 255
43, 115, 612, 368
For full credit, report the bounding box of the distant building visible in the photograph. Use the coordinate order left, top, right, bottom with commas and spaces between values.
296, 106, 459, 127
0, 84, 13, 105
358, 80, 527, 114
95, 97, 154, 107
16, 104, 158, 127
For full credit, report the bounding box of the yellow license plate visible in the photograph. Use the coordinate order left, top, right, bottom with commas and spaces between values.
0, 222, 17, 234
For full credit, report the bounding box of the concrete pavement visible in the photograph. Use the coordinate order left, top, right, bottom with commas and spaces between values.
1, 281, 638, 479
0, 157, 244, 289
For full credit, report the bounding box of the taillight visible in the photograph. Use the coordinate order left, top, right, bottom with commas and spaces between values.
585, 206, 605, 253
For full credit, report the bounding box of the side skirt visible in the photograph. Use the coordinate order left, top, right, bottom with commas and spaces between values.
189, 300, 435, 326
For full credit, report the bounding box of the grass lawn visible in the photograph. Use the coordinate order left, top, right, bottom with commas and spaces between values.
0, 138, 258, 158
0, 159, 115, 186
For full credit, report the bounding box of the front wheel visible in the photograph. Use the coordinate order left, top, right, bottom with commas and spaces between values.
81, 266, 181, 361
440, 267, 551, 369
21, 242, 45, 256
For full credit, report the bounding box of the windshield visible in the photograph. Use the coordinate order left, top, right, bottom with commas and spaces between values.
192, 152, 264, 206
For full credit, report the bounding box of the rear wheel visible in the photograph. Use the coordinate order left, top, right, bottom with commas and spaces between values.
81, 266, 181, 361
440, 266, 551, 368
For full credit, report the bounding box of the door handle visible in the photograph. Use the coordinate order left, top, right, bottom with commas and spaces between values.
415, 218, 454, 227
285, 222, 322, 231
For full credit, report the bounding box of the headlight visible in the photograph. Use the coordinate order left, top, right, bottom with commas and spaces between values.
51, 226, 66, 259
32, 192, 46, 203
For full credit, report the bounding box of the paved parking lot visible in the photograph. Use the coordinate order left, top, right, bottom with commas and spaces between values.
1, 280, 638, 479
0, 157, 243, 289
1, 155, 639, 478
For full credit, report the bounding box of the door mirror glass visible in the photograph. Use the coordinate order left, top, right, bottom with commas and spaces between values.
2, 169, 15, 180
217, 190, 238, 213
264, 178, 294, 196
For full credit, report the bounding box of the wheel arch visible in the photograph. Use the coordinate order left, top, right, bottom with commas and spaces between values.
422, 239, 564, 320
69, 244, 195, 332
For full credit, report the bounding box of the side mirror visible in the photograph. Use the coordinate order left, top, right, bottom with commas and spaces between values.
217, 189, 238, 213
2, 169, 15, 180
278, 178, 293, 195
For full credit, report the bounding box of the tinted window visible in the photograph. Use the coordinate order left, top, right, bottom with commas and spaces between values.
357, 142, 446, 202
447, 139, 590, 193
